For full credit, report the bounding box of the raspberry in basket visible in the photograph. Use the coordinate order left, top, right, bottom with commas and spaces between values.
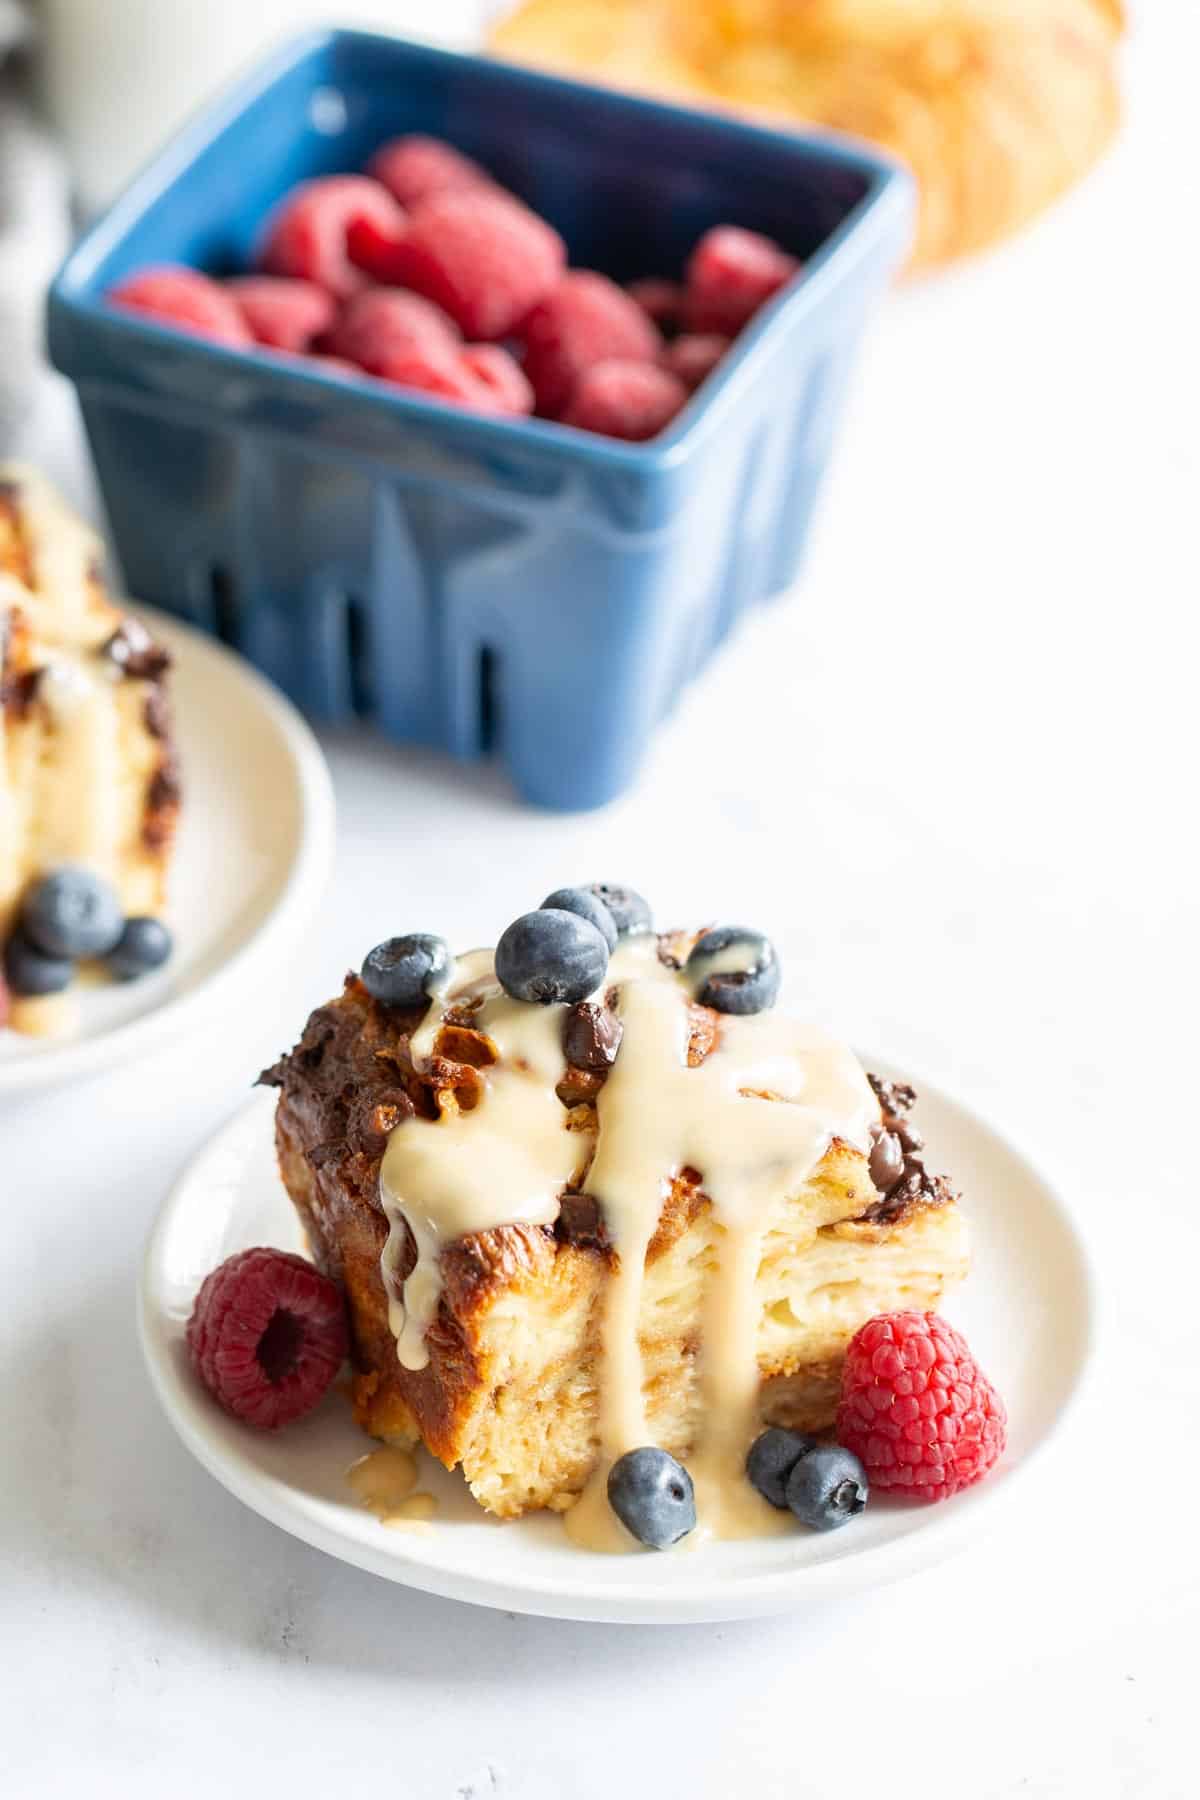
460, 345, 534, 415
258, 175, 407, 301
661, 333, 730, 391
367, 134, 497, 208
349, 188, 565, 341
226, 276, 335, 352
108, 266, 252, 347
324, 288, 460, 372
520, 271, 662, 418
626, 277, 684, 334
684, 225, 802, 335
561, 360, 688, 440
375, 341, 529, 414
187, 1247, 348, 1430
836, 1311, 1007, 1502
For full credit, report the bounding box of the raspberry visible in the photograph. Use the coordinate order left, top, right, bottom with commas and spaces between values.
661, 332, 729, 391
108, 265, 252, 347
258, 175, 406, 301
344, 213, 405, 286
367, 134, 496, 208
836, 1312, 1007, 1502
561, 359, 688, 440
626, 277, 684, 333
225, 276, 335, 351
324, 287, 459, 372
374, 342, 505, 412
684, 225, 801, 335
186, 1247, 348, 1430
350, 189, 564, 341
520, 271, 661, 418
460, 345, 534, 415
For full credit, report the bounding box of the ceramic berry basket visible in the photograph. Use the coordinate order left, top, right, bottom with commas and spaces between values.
48, 30, 912, 810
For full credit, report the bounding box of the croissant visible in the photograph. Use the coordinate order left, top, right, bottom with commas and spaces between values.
489, 0, 1124, 269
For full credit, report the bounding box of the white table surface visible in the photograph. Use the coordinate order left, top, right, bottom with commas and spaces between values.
4, 10, 1198, 1796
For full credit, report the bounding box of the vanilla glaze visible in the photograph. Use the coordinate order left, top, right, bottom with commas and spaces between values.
378, 932, 877, 1547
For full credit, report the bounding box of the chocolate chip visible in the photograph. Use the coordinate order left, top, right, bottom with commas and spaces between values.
868, 1128, 904, 1194
143, 756, 182, 848
555, 1191, 610, 1251
867, 1073, 917, 1118
143, 685, 170, 739
862, 1156, 956, 1225
104, 619, 171, 680
867, 1072, 923, 1151
1, 665, 41, 720
894, 1115, 923, 1154
562, 1001, 622, 1073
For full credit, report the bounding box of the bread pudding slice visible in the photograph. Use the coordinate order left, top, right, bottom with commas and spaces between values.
1, 465, 179, 1024
263, 937, 968, 1521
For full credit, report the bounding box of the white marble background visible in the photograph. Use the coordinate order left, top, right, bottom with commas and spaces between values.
3, 6, 1198, 1797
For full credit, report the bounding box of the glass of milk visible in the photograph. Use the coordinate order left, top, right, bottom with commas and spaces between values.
35, 1, 489, 215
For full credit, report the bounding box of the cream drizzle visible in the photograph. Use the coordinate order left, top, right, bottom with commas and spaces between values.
565, 979, 875, 1550
376, 931, 877, 1548
346, 1445, 440, 1531
380, 950, 591, 1369
682, 936, 760, 997
347, 1444, 417, 1512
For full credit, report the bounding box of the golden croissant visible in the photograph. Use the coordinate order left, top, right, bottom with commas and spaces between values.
489, 0, 1124, 269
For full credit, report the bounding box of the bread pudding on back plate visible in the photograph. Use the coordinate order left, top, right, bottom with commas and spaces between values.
262, 892, 969, 1547
0, 465, 179, 1033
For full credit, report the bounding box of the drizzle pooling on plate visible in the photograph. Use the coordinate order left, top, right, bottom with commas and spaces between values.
378, 932, 877, 1549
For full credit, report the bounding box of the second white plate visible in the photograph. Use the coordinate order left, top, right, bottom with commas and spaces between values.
0, 608, 335, 1092
139, 1064, 1095, 1624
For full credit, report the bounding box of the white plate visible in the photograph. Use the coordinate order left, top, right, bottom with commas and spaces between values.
0, 609, 334, 1092
139, 1065, 1096, 1623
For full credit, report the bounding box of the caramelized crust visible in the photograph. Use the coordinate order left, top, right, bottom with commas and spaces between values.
264, 967, 968, 1516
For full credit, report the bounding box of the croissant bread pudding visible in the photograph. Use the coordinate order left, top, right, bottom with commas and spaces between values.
489, 0, 1125, 271
258, 890, 980, 1548
0, 465, 179, 1035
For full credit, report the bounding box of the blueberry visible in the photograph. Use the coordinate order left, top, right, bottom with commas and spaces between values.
607, 1447, 696, 1549
746, 1427, 815, 1510
785, 1444, 869, 1531
495, 910, 608, 1005
686, 925, 780, 1015
361, 933, 451, 1008
585, 883, 653, 938
20, 866, 123, 960
3, 928, 73, 997
541, 887, 618, 953
105, 916, 173, 981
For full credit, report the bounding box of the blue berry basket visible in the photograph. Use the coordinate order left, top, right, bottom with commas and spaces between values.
47, 30, 913, 810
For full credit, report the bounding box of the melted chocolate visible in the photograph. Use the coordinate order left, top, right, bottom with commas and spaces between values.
562, 1001, 622, 1072
104, 618, 172, 681
555, 1191, 610, 1252
863, 1071, 953, 1223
